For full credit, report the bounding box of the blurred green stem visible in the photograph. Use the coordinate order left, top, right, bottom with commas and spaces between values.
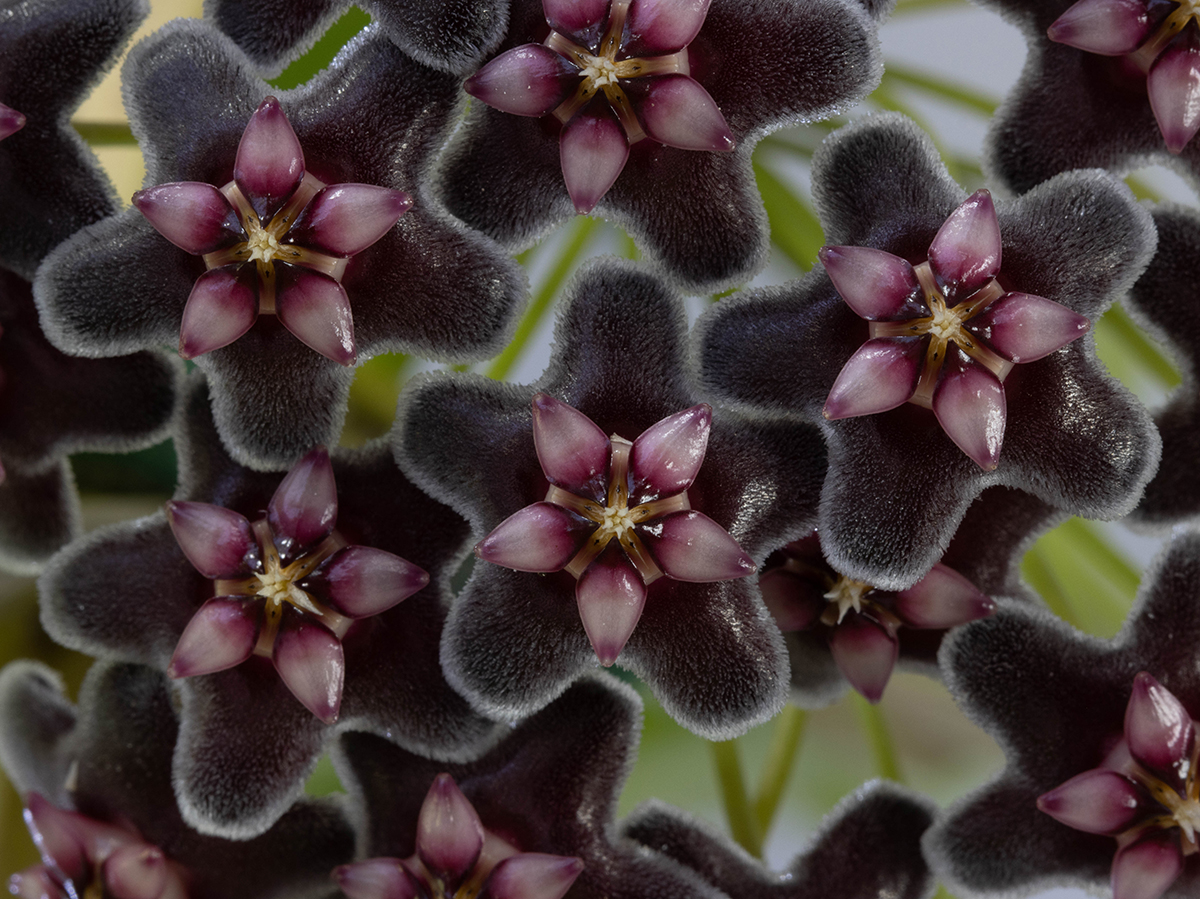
711, 739, 763, 858
753, 705, 807, 835
852, 693, 903, 782
72, 121, 136, 144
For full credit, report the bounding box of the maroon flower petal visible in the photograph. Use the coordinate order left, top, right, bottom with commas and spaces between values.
416, 774, 484, 892
1047, 0, 1151, 55
233, 96, 304, 216
334, 858, 421, 899
560, 113, 629, 214
0, 101, 25, 140
576, 554, 647, 667
759, 568, 823, 632
891, 563, 995, 629
165, 500, 256, 578
102, 844, 168, 899
640, 76, 735, 152
645, 511, 755, 582
464, 45, 576, 117
928, 189, 1002, 295
823, 338, 922, 420
475, 503, 585, 572
1036, 768, 1142, 835
25, 793, 89, 881
132, 182, 241, 255
970, 292, 1090, 363
267, 445, 337, 561
275, 268, 357, 365
178, 266, 258, 359
932, 358, 1006, 471
1125, 672, 1195, 776
167, 597, 260, 679
484, 854, 584, 899
827, 614, 897, 703
305, 546, 428, 619
818, 245, 922, 320
544, 0, 609, 33
1148, 41, 1200, 154
626, 0, 711, 55
1111, 832, 1183, 899
272, 618, 344, 724
630, 403, 711, 497
531, 393, 610, 492
288, 183, 411, 257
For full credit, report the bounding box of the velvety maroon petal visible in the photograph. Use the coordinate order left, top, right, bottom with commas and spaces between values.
928, 189, 1002, 294
823, 338, 922, 419
543, 0, 609, 33
759, 569, 823, 632
306, 546, 427, 619
464, 45, 575, 116
646, 511, 755, 582
178, 266, 258, 359
132, 182, 240, 255
576, 555, 647, 667
630, 403, 710, 497
290, 184, 411, 256
640, 76, 734, 152
627, 0, 711, 54
165, 500, 256, 578
932, 358, 1005, 471
1148, 43, 1200, 154
818, 245, 921, 320
275, 269, 356, 365
335, 859, 420, 899
1036, 768, 1142, 835
416, 774, 484, 892
971, 292, 1090, 363
828, 615, 897, 703
475, 503, 583, 572
560, 114, 629, 214
1125, 672, 1195, 776
531, 393, 610, 492
0, 101, 25, 140
1047, 0, 1151, 55
1111, 832, 1183, 899
167, 597, 259, 679
272, 618, 344, 724
484, 854, 584, 899
891, 563, 994, 629
234, 96, 304, 213
267, 445, 337, 560
102, 844, 168, 899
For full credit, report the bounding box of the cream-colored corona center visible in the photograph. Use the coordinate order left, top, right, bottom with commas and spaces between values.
245, 217, 283, 264
926, 299, 966, 343
596, 501, 636, 540
824, 576, 873, 623
581, 54, 620, 89
255, 561, 320, 615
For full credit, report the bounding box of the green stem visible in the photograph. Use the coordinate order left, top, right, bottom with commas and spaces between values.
752, 705, 807, 836
1059, 518, 1141, 596
485, 216, 599, 381
881, 65, 998, 116
852, 693, 902, 783
710, 739, 762, 858
894, 0, 969, 12
1021, 544, 1081, 628
72, 121, 136, 145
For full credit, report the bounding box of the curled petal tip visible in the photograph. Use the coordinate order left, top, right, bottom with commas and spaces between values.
276, 271, 357, 365
932, 361, 1006, 470
235, 96, 305, 208
178, 268, 259, 358
648, 512, 754, 581
476, 504, 582, 572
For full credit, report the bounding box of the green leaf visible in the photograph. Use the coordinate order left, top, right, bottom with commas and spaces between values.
269, 6, 372, 90
753, 160, 824, 271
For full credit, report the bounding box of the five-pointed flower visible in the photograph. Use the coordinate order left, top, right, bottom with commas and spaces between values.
335, 773, 583, 899
165, 444, 428, 724
820, 188, 1091, 471
475, 394, 755, 666
134, 96, 411, 364
465, 0, 734, 214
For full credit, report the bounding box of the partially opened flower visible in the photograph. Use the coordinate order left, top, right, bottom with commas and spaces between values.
475, 395, 755, 667
437, 0, 882, 293
0, 660, 356, 899
696, 113, 1159, 589
396, 257, 826, 738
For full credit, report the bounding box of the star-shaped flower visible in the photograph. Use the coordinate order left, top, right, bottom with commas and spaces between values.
0, 660, 356, 899
34, 20, 526, 469
395, 257, 826, 738
925, 528, 1200, 899
696, 113, 1160, 589
435, 0, 883, 294
36, 375, 494, 839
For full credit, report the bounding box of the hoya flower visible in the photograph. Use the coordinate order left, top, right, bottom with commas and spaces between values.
335, 774, 583, 899
925, 528, 1200, 899
624, 780, 936, 899
34, 20, 526, 469
133, 96, 411, 365
0, 0, 146, 279
696, 113, 1160, 589
475, 394, 755, 667
0, 660, 356, 898
335, 676, 730, 899
760, 532, 994, 704
436, 0, 882, 293
37, 377, 495, 839
395, 258, 826, 739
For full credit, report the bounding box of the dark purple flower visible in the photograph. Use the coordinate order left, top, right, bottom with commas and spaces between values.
34, 20, 526, 469
0, 660, 356, 898
696, 113, 1160, 590
925, 528, 1200, 899
395, 257, 826, 738
36, 376, 494, 839
334, 676, 730, 899
436, 0, 882, 293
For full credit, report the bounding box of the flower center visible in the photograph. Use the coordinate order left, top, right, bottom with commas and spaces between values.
596, 500, 636, 539
1132, 0, 1200, 70
822, 576, 873, 624
1123, 730, 1200, 854
580, 53, 620, 89
244, 216, 283, 264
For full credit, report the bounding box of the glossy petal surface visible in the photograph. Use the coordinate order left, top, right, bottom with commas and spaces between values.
276, 269, 357, 365
630, 404, 711, 497
640, 76, 735, 152
165, 500, 255, 578
178, 267, 259, 359
532, 393, 610, 491
972, 292, 1090, 363
464, 45, 575, 116
576, 555, 647, 666
1037, 768, 1143, 835
1149, 43, 1200, 154
928, 189, 1002, 294
823, 338, 921, 419
267, 445, 337, 559
932, 357, 1006, 471
273, 619, 345, 724
291, 183, 411, 256
168, 597, 259, 678
817, 245, 921, 320
310, 546, 428, 618
646, 511, 755, 582
234, 96, 304, 215
132, 182, 240, 254
1047, 0, 1150, 55
475, 503, 584, 572
559, 114, 629, 215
